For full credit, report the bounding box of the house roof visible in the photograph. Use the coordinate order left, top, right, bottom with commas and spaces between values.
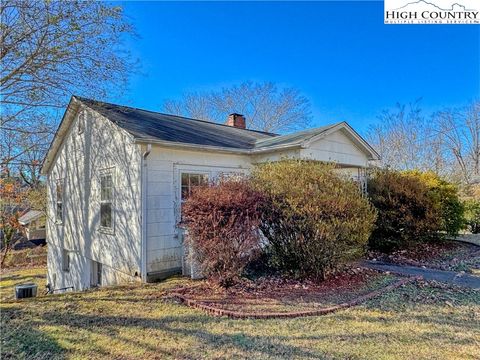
76, 97, 276, 150
254, 124, 337, 149
18, 210, 44, 225
41, 96, 379, 174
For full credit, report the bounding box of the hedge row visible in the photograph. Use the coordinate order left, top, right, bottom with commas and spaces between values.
182, 160, 466, 286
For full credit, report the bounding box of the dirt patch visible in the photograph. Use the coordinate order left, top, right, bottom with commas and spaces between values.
368, 241, 480, 273
166, 269, 410, 317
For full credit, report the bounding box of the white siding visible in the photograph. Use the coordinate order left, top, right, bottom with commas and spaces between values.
252, 149, 301, 163
144, 146, 251, 276
46, 107, 142, 291
300, 129, 369, 167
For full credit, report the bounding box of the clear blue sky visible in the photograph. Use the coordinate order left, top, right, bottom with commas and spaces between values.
119, 1, 479, 134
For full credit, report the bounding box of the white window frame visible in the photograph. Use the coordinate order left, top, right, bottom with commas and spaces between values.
99, 167, 115, 234
173, 165, 249, 223
180, 172, 209, 203
55, 179, 64, 224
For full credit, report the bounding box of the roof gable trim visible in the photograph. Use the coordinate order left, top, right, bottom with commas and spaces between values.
301, 122, 380, 160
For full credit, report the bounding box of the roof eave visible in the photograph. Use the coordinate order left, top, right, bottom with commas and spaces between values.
135, 138, 304, 155
134, 138, 252, 154
40, 96, 82, 175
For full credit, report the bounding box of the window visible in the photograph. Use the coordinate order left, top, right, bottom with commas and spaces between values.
77, 110, 85, 134
91, 261, 102, 287
180, 173, 208, 202
56, 180, 63, 223
100, 172, 113, 229
62, 249, 70, 272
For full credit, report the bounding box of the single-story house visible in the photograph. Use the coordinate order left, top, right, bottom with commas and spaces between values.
41, 96, 379, 291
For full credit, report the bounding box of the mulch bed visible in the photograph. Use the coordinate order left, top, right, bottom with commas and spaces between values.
165, 269, 419, 319
368, 241, 480, 273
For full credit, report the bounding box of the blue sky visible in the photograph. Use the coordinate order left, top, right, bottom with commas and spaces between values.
119, 1, 479, 134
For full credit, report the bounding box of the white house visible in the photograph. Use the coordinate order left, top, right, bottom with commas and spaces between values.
41, 96, 379, 291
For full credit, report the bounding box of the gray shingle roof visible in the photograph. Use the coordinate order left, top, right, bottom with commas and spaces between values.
76, 97, 276, 150
254, 124, 337, 148
77, 96, 344, 151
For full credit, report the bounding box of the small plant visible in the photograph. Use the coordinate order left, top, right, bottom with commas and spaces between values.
252, 160, 376, 280
181, 179, 264, 287
368, 170, 442, 252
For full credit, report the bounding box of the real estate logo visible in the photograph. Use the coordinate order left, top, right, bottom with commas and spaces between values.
384, 0, 479, 24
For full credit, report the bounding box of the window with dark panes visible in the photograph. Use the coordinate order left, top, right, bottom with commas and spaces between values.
180, 173, 208, 202
100, 173, 113, 229
62, 249, 70, 272
91, 260, 102, 287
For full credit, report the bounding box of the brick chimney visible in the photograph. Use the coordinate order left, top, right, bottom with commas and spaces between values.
225, 113, 246, 129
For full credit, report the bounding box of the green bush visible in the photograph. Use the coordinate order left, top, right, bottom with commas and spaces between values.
252, 160, 376, 280
368, 170, 442, 252
464, 200, 480, 234
404, 171, 464, 237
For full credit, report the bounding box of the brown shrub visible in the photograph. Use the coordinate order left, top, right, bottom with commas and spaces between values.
181, 179, 265, 287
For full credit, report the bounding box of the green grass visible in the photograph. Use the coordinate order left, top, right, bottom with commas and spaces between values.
1, 267, 479, 360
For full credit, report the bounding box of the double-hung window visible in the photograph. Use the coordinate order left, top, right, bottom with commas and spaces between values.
180, 173, 208, 202
100, 171, 114, 230
56, 180, 64, 223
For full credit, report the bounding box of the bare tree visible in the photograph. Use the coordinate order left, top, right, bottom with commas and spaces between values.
434, 101, 480, 185
164, 81, 311, 133
367, 99, 480, 189
366, 100, 446, 173
0, 0, 136, 184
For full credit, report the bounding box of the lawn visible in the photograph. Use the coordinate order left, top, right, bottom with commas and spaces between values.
1, 267, 479, 360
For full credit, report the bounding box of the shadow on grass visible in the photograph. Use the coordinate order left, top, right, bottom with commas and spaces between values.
38, 311, 327, 359
0, 274, 46, 283
1, 306, 67, 360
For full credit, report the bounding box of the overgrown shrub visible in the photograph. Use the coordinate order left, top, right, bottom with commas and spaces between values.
464, 200, 480, 234
368, 170, 442, 252
181, 179, 264, 287
252, 160, 376, 280
404, 171, 464, 237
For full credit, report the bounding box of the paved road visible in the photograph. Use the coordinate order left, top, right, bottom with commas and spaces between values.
364, 261, 480, 289
451, 234, 480, 247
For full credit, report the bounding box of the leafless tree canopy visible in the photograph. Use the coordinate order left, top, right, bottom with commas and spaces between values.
164, 81, 311, 133
0, 0, 135, 185
367, 100, 480, 188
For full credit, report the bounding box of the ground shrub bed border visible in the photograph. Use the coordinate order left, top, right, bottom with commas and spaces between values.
166, 275, 420, 319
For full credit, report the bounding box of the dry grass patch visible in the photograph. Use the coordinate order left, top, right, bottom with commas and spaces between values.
1, 267, 479, 360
